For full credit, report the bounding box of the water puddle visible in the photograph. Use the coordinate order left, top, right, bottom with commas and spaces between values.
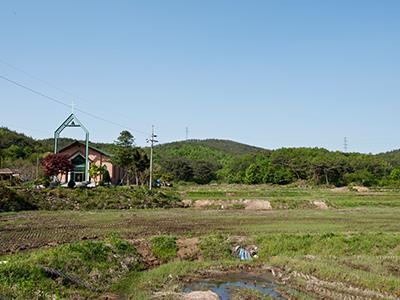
183, 272, 287, 299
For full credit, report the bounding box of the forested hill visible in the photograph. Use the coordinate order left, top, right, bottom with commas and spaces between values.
4, 126, 400, 186
376, 150, 400, 168
158, 139, 268, 156
0, 127, 267, 161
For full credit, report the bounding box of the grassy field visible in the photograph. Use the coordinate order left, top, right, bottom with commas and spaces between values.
1, 185, 400, 299
179, 184, 400, 208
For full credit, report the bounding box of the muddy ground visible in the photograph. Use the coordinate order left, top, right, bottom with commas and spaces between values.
1, 207, 400, 254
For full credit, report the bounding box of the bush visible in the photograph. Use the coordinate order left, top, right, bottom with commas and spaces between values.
343, 169, 378, 187
0, 186, 183, 211
68, 180, 76, 188
150, 235, 178, 262
0, 239, 142, 298
199, 234, 231, 260
0, 184, 37, 211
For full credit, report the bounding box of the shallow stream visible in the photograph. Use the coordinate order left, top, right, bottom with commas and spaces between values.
183, 271, 287, 299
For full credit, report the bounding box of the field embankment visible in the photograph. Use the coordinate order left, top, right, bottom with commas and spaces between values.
0, 184, 182, 212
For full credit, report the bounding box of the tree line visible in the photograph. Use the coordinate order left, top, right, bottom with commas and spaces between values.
2, 126, 400, 187
154, 144, 400, 187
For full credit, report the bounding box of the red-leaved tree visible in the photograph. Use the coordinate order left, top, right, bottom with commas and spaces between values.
42, 153, 73, 180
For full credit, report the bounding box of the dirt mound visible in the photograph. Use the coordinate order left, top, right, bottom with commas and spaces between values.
130, 239, 160, 267
312, 201, 328, 210
191, 199, 271, 210
243, 200, 271, 210
353, 186, 370, 192
177, 238, 200, 261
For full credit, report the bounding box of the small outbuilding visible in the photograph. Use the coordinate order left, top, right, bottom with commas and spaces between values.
0, 168, 21, 182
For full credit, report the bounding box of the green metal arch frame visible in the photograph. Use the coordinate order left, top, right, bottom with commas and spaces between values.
54, 114, 89, 182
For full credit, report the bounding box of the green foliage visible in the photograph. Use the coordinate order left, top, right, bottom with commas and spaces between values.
390, 168, 400, 181
112, 131, 150, 185
112, 131, 136, 181
344, 169, 378, 186
115, 130, 135, 147
255, 233, 400, 257
244, 163, 260, 184
199, 234, 231, 260
150, 235, 178, 262
109, 234, 137, 254
192, 160, 220, 184
0, 184, 37, 211
102, 168, 111, 183
161, 157, 194, 181
1, 126, 399, 186
0, 239, 142, 299
0, 185, 183, 211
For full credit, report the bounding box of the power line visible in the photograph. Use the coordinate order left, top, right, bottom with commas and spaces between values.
0, 74, 70, 108
0, 74, 149, 136
0, 122, 49, 134
0, 58, 77, 98
0, 58, 137, 123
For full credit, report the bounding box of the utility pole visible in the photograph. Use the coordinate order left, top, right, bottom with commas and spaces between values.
147, 125, 158, 190
36, 156, 39, 180
344, 137, 348, 152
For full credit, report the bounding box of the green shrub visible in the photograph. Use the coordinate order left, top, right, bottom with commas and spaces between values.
199, 234, 231, 260
344, 170, 378, 187
108, 234, 137, 254
150, 235, 178, 262
0, 184, 37, 211
0, 185, 183, 211
0, 239, 142, 298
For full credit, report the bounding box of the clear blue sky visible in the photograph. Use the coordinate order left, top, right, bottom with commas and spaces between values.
1, 0, 399, 153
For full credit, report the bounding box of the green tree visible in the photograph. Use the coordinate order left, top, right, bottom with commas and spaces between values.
112, 131, 136, 185
89, 164, 107, 183
192, 160, 220, 184
131, 149, 150, 185
244, 163, 260, 184
161, 157, 193, 181
344, 169, 377, 187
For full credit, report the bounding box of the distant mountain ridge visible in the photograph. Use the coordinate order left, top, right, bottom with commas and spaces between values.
156, 139, 268, 156
0, 127, 268, 158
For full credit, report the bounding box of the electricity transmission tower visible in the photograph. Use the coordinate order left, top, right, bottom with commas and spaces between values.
185, 126, 189, 140
147, 125, 158, 190
344, 137, 348, 152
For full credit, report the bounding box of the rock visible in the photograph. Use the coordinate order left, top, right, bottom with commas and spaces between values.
243, 200, 271, 210
182, 291, 220, 300
313, 201, 328, 210
353, 186, 370, 192
193, 200, 216, 207
182, 199, 193, 206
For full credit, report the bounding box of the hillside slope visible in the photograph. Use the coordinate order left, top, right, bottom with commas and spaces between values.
0, 127, 266, 162
158, 139, 267, 156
